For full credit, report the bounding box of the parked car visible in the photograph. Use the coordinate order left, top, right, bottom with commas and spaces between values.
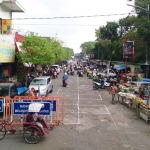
104, 69, 117, 77
0, 83, 28, 98
51, 65, 61, 74
28, 76, 53, 96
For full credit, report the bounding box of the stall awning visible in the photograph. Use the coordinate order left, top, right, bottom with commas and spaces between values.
115, 65, 130, 71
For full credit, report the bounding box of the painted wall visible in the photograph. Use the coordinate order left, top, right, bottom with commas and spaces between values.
0, 5, 11, 19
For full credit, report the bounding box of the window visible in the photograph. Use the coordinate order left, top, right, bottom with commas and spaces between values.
0, 87, 9, 96
31, 79, 46, 85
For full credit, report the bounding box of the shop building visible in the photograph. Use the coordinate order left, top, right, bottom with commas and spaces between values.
0, 0, 25, 78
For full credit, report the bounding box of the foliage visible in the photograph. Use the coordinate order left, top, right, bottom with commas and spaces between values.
16, 33, 74, 67
16, 33, 55, 66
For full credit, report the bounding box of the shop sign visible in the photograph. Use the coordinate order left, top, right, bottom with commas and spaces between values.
123, 39, 134, 59
13, 102, 51, 115
0, 43, 15, 62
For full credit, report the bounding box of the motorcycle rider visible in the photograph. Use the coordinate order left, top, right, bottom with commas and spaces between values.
62, 73, 68, 86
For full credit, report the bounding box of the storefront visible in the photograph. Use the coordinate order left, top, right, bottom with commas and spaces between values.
0, 43, 15, 78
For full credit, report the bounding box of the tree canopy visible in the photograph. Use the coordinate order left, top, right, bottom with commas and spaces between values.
16, 33, 74, 67
79, 1, 150, 64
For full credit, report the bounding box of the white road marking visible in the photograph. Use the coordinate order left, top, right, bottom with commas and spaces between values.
104, 105, 116, 127
57, 86, 61, 94
65, 98, 102, 101
77, 76, 80, 124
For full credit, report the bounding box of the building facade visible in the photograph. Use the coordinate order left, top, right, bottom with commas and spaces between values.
0, 0, 24, 78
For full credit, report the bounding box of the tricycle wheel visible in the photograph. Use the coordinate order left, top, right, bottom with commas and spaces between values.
0, 124, 6, 140
23, 126, 41, 144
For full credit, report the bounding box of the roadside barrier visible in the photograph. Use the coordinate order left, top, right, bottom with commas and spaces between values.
0, 97, 6, 120
2, 96, 64, 127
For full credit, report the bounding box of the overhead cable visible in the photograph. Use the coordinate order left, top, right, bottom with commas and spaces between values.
12, 13, 136, 20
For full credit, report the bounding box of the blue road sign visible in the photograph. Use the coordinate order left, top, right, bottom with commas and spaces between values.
0, 99, 3, 112
13, 102, 51, 115
23, 100, 56, 111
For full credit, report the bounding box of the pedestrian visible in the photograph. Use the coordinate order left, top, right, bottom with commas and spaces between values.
109, 82, 117, 104
29, 87, 35, 99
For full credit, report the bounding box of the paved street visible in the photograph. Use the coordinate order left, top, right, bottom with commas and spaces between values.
1, 71, 150, 150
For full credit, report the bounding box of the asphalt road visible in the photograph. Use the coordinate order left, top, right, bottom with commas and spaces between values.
1, 70, 150, 150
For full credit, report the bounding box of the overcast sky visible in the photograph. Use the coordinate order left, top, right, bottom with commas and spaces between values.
12, 0, 135, 53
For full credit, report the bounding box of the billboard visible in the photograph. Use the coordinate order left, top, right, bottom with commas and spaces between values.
123, 40, 134, 59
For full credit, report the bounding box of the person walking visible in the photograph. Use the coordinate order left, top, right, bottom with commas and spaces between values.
109, 82, 117, 104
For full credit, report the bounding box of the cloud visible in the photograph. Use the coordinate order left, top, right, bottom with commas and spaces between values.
13, 0, 134, 53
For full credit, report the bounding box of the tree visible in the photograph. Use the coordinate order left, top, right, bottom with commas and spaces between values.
16, 33, 55, 86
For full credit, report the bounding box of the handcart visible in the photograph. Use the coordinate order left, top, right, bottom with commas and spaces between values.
0, 103, 53, 144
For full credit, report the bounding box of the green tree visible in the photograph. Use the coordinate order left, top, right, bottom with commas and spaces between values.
16, 33, 55, 86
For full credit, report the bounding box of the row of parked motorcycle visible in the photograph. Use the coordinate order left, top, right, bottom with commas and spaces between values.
93, 77, 119, 91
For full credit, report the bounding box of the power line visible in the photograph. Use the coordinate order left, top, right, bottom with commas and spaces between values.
12, 23, 102, 26
12, 13, 136, 20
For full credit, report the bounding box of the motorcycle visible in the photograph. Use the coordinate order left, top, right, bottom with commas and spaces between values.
62, 79, 67, 87
52, 71, 58, 79
67, 70, 75, 75
104, 81, 110, 91
93, 78, 105, 90
77, 70, 83, 77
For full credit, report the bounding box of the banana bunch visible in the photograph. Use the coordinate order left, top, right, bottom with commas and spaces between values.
132, 97, 144, 104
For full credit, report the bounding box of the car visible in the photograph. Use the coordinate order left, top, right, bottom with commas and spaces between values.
0, 83, 28, 98
28, 76, 53, 96
104, 69, 117, 77
51, 65, 61, 74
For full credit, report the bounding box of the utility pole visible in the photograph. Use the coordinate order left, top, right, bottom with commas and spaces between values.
98, 46, 100, 60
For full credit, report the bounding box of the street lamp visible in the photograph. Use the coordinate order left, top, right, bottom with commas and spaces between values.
127, 4, 150, 77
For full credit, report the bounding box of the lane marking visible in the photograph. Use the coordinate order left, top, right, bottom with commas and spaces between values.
57, 86, 62, 94
64, 98, 103, 100
77, 76, 80, 124
104, 105, 116, 127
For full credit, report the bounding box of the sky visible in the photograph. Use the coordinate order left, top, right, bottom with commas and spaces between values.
12, 0, 135, 53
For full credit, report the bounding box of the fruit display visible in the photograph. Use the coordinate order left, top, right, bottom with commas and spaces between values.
132, 97, 144, 104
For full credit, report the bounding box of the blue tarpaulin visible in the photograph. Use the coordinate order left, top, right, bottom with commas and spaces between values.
17, 87, 28, 95
115, 66, 129, 71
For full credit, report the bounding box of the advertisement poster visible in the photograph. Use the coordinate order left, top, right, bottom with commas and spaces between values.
123, 40, 134, 59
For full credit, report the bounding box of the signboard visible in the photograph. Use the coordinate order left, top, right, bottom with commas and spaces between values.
0, 43, 15, 62
13, 102, 51, 115
22, 100, 56, 111
123, 40, 134, 59
0, 99, 3, 112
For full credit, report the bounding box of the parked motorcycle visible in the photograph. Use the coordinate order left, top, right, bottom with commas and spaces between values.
104, 81, 110, 91
93, 78, 105, 90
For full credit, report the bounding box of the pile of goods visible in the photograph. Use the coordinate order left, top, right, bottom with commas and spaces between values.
140, 103, 150, 109
126, 93, 136, 99
132, 97, 144, 104
120, 89, 128, 93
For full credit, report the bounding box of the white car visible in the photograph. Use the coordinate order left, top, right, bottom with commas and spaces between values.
29, 76, 53, 96
104, 69, 117, 77
51, 65, 61, 74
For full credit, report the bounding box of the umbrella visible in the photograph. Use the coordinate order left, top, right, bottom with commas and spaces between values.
28, 103, 44, 112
